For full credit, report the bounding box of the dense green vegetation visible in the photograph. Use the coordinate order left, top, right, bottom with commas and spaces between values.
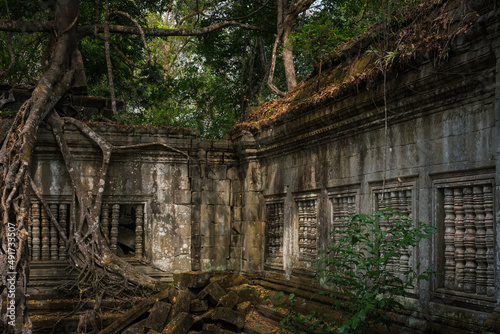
266, 209, 434, 334
0, 0, 420, 138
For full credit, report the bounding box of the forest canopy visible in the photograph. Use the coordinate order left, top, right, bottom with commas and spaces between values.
0, 0, 417, 138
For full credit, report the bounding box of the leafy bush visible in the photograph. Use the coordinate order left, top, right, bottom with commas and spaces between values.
279, 209, 435, 334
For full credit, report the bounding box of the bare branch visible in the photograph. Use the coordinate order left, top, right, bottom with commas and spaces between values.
104, 0, 117, 115
62, 117, 189, 158
267, 33, 286, 96
3, 0, 10, 19
58, 12, 79, 36
267, 0, 315, 94
110, 10, 151, 68
114, 142, 189, 158
93, 33, 151, 70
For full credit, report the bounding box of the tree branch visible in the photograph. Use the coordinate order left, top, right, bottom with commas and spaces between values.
104, 0, 117, 115
29, 176, 68, 244
110, 10, 151, 67
0, 33, 15, 77
0, 19, 53, 32
79, 20, 268, 38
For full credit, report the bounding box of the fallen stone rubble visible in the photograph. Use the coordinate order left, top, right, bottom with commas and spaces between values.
98, 272, 282, 334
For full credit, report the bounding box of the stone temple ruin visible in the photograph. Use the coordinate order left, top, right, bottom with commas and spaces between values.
1, 0, 500, 333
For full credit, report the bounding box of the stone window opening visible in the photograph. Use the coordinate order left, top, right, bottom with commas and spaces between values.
293, 193, 319, 271
28, 202, 70, 261
329, 191, 358, 244
372, 182, 416, 289
101, 203, 145, 260
28, 201, 146, 261
434, 182, 495, 303
117, 205, 138, 257
264, 199, 285, 270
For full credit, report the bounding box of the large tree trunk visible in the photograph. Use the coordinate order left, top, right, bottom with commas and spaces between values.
282, 21, 297, 91
268, 0, 315, 95
0, 1, 157, 332
0, 0, 76, 329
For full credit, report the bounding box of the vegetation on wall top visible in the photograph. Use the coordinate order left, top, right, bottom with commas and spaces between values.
231, 0, 484, 136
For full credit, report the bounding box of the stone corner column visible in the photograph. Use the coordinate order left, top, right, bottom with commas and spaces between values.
234, 133, 265, 274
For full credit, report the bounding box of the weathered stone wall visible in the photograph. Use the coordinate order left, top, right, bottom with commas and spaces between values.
230, 3, 500, 332
30, 123, 241, 273
189, 140, 242, 272
9, 2, 499, 331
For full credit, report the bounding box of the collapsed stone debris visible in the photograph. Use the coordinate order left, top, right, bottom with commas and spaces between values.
100, 272, 281, 334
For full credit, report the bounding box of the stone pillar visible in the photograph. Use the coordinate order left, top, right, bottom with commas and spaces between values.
493, 29, 500, 306
443, 188, 456, 289
473, 186, 487, 295
463, 187, 476, 293
50, 204, 59, 260
235, 133, 264, 273
31, 202, 41, 261
483, 185, 495, 297
135, 204, 144, 259
228, 165, 243, 272
454, 188, 465, 291
59, 204, 67, 260
101, 203, 110, 241
41, 206, 50, 261
110, 204, 120, 254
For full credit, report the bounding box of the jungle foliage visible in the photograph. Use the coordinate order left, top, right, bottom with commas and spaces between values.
272, 209, 435, 334
1, 0, 421, 138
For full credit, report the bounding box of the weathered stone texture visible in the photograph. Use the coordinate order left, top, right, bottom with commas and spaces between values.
22, 3, 500, 333
173, 271, 211, 289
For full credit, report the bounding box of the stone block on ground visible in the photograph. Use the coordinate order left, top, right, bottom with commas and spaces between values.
219, 291, 239, 309
197, 281, 226, 306
99, 287, 175, 334
215, 273, 249, 289
122, 319, 147, 334
234, 285, 259, 303
173, 271, 211, 289
203, 307, 245, 330
173, 290, 192, 316
144, 301, 172, 332
202, 323, 238, 334
254, 305, 286, 323
162, 312, 194, 334
190, 299, 209, 313
244, 308, 281, 334
236, 301, 252, 314
120, 301, 172, 334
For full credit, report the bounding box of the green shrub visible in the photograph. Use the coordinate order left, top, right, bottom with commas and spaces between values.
279, 208, 435, 334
